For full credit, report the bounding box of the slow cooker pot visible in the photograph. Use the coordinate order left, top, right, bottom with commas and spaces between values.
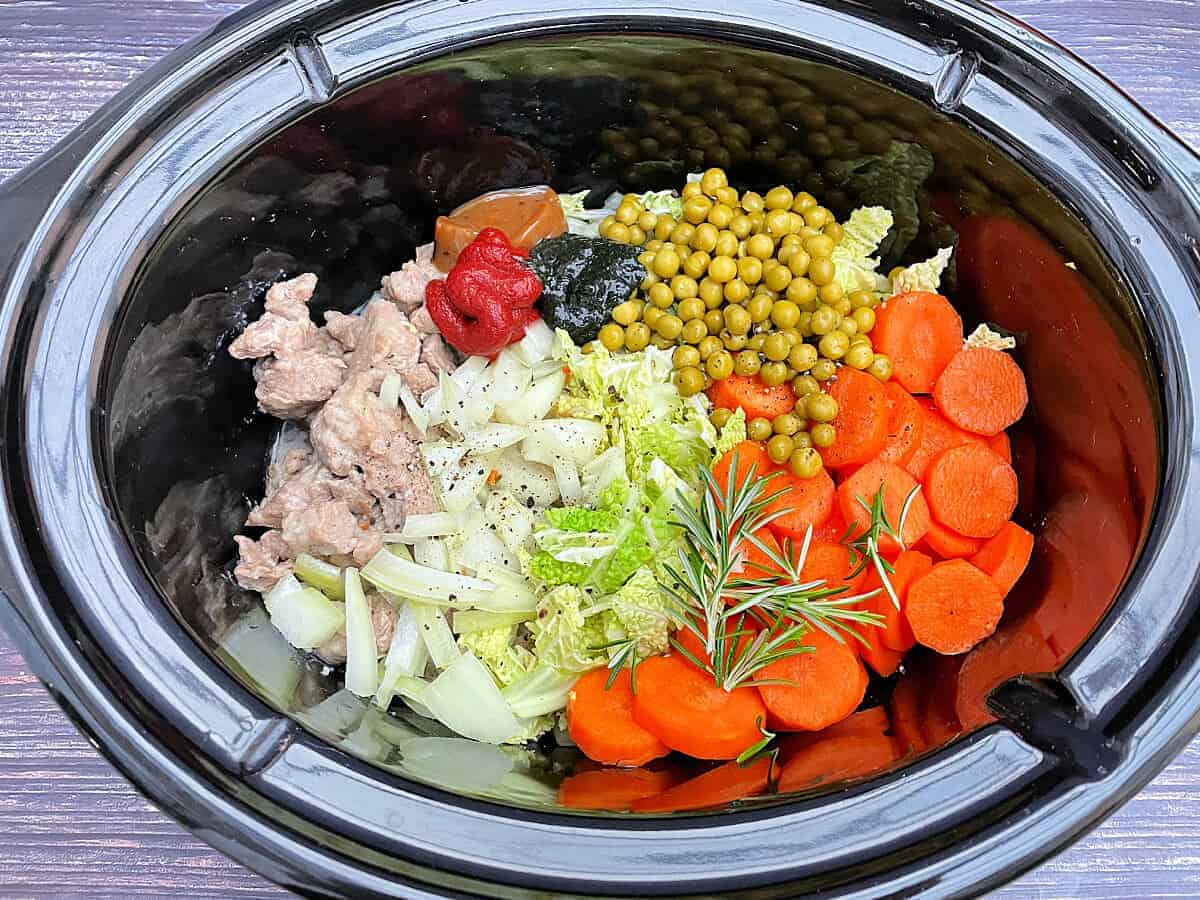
2, 0, 1200, 896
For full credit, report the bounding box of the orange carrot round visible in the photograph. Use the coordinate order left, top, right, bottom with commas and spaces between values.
933, 347, 1029, 436
631, 756, 772, 813
712, 440, 772, 493
558, 767, 678, 811
798, 541, 868, 599
764, 467, 835, 542
633, 654, 767, 760
837, 460, 931, 554
921, 519, 984, 559
707, 374, 797, 421
818, 368, 890, 469
674, 613, 759, 664
753, 628, 868, 731
811, 504, 851, 544
906, 560, 1004, 654
872, 292, 964, 394
877, 382, 926, 467
862, 549, 933, 652
904, 400, 983, 481
969, 521, 1035, 595
925, 444, 1018, 538
567, 668, 670, 767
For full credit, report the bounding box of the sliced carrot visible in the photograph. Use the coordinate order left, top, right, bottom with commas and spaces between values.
837, 460, 931, 554
871, 291, 964, 394
987, 431, 1012, 463
798, 541, 868, 598
631, 756, 772, 813
925, 443, 1018, 539
707, 374, 797, 421
763, 467, 835, 542
712, 440, 772, 494
673, 613, 759, 665
558, 767, 678, 811
904, 400, 983, 482
859, 623, 905, 678
776, 731, 900, 793
753, 628, 869, 731
734, 528, 785, 579
906, 560, 1005, 654
954, 617, 1057, 731
567, 668, 670, 767
811, 504, 850, 543
933, 347, 1029, 437
889, 677, 927, 756
633, 654, 767, 760
969, 522, 1035, 596
862, 549, 933, 651
877, 382, 926, 468
823, 706, 891, 740
818, 368, 890, 468
921, 519, 984, 559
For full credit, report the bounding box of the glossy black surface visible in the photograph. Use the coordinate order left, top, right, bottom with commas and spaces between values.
1, 0, 1199, 897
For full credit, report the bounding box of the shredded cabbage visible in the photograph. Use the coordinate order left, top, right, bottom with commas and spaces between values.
527, 585, 613, 672
501, 665, 579, 718
457, 625, 536, 687
713, 408, 747, 459
831, 206, 893, 296
965, 323, 1018, 351
891, 246, 954, 296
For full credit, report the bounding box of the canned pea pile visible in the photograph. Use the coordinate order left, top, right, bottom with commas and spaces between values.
590, 167, 892, 479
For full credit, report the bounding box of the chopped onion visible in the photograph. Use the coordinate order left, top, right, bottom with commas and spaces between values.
553, 459, 583, 505
410, 602, 460, 669
460, 423, 527, 456
374, 601, 429, 708
361, 548, 497, 605
343, 568, 379, 698
414, 651, 522, 743
392, 510, 473, 541
473, 564, 539, 613
379, 373, 404, 410
522, 418, 606, 469
451, 354, 490, 392
439, 456, 491, 513
458, 527, 517, 575
398, 381, 430, 436
294, 554, 345, 601
489, 349, 533, 410
495, 369, 565, 426
452, 609, 531, 634
218, 607, 303, 706
530, 359, 567, 381
501, 665, 579, 718
412, 537, 450, 571
263, 574, 346, 651
511, 318, 554, 366
580, 444, 626, 506
484, 490, 536, 554
491, 449, 560, 509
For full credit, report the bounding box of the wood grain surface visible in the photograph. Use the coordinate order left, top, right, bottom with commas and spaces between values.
1, 1, 1199, 897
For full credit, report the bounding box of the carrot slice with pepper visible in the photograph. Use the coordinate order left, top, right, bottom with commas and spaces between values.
906, 560, 1004, 654
811, 504, 850, 543
969, 521, 1035, 596
711, 440, 771, 492
753, 628, 869, 731
837, 460, 931, 554
921, 519, 984, 559
707, 374, 797, 421
904, 401, 983, 481
567, 667, 670, 767
818, 368, 890, 469
925, 443, 1018, 539
633, 654, 767, 760
871, 292, 964, 393
862, 549, 933, 651
933, 347, 1029, 437
558, 767, 678, 811
877, 382, 926, 468
632, 756, 772, 813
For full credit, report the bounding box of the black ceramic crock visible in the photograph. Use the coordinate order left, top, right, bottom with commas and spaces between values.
2, 0, 1200, 896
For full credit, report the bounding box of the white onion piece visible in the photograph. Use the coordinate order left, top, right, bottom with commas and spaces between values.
553, 459, 583, 505
343, 568, 379, 698
410, 602, 460, 670
263, 575, 346, 651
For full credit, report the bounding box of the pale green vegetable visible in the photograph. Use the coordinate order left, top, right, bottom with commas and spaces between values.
452, 610, 532, 633
374, 601, 428, 709
343, 569, 379, 698
527, 585, 613, 673
713, 408, 747, 459
457, 625, 536, 687
965, 322, 1018, 351
830, 206, 893, 296
609, 566, 676, 657
501, 665, 579, 719
263, 575, 345, 651
890, 246, 954, 296
360, 548, 499, 607
293, 554, 345, 601
397, 652, 523, 744
410, 602, 460, 669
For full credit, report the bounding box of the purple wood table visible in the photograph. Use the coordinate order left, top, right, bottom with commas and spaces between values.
1, 1, 1199, 896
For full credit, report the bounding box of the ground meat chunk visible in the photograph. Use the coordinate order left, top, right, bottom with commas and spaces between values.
347, 300, 422, 388
323, 310, 364, 351
279, 499, 362, 558
382, 242, 439, 313
229, 273, 319, 359
315, 593, 398, 666
409, 304, 438, 335
402, 362, 438, 397
264, 446, 313, 498
420, 333, 456, 374
253, 348, 346, 419
361, 430, 439, 518
233, 531, 293, 592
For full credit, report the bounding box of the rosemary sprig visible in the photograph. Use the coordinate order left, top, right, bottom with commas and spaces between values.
661, 450, 885, 692
843, 484, 921, 610
592, 635, 641, 693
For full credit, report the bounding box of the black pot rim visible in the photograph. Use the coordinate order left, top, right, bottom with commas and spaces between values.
2, 1, 1200, 897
